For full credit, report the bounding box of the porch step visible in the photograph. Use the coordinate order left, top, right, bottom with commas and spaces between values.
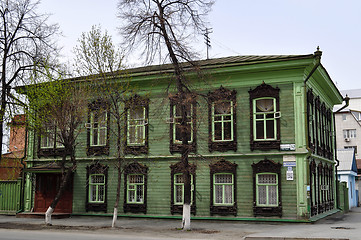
16, 212, 70, 219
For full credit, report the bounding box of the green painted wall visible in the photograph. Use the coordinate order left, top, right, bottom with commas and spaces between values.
24, 55, 343, 220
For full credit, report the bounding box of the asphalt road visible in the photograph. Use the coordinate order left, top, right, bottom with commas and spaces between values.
0, 229, 173, 240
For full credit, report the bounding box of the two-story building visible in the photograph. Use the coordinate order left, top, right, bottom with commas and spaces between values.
21, 49, 343, 222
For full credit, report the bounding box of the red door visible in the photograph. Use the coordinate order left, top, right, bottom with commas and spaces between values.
34, 173, 73, 213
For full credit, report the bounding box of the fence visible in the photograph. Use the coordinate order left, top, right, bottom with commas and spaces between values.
0, 180, 21, 215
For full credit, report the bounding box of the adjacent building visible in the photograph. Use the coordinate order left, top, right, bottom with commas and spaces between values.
337, 149, 358, 209
335, 89, 361, 207
21, 50, 344, 221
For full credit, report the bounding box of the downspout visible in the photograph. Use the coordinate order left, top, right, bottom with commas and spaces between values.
334, 95, 350, 209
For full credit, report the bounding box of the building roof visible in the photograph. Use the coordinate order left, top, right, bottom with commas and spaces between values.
341, 89, 361, 98
337, 149, 357, 172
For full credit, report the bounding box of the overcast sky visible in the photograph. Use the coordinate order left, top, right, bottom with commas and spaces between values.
38, 0, 361, 91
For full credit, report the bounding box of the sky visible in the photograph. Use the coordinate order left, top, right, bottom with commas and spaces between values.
38, 0, 361, 91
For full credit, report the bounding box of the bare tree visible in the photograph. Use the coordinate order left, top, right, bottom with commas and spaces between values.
73, 25, 129, 228
0, 0, 59, 159
25, 74, 88, 225
118, 0, 214, 230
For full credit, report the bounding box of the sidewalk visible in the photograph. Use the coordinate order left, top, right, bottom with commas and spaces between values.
0, 208, 360, 240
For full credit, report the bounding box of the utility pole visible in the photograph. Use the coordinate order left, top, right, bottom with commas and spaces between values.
204, 28, 212, 59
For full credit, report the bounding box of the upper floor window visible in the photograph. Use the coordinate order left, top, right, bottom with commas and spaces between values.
249, 82, 280, 151
90, 111, 107, 147
169, 94, 196, 153
87, 100, 109, 156
208, 86, 237, 152
125, 95, 149, 155
344, 129, 356, 139
127, 106, 146, 146
40, 125, 55, 149
38, 122, 65, 157
253, 98, 279, 141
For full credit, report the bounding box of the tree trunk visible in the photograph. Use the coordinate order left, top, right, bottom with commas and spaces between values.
112, 161, 122, 228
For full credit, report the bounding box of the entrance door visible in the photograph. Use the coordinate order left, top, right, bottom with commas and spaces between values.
34, 173, 73, 213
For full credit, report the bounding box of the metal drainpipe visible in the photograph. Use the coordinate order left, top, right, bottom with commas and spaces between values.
333, 96, 350, 209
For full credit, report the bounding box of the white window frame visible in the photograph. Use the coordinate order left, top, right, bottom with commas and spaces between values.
173, 173, 194, 205
256, 173, 279, 207
213, 173, 234, 206
253, 97, 278, 141
127, 106, 146, 146
40, 126, 54, 149
89, 174, 106, 203
127, 174, 145, 204
173, 104, 193, 144
211, 100, 234, 142
90, 111, 107, 147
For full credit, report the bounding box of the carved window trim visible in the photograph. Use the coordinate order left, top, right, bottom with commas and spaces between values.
86, 99, 110, 156
169, 94, 197, 153
307, 90, 316, 152
170, 162, 196, 214
309, 159, 318, 216
252, 159, 282, 217
123, 162, 148, 214
86, 163, 108, 212
207, 86, 237, 152
124, 95, 149, 155
209, 159, 237, 216
249, 82, 280, 151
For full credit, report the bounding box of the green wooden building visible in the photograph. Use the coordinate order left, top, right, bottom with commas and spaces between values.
22, 49, 344, 221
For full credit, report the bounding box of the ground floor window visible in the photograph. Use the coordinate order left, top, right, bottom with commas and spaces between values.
210, 160, 237, 216
213, 173, 234, 205
256, 173, 278, 206
86, 163, 108, 212
89, 174, 105, 203
252, 159, 282, 217
310, 160, 334, 216
124, 162, 148, 214
170, 162, 196, 214
127, 174, 144, 204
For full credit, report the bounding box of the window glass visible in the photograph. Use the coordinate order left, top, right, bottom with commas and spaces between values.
127, 174, 144, 203
213, 174, 233, 205
128, 107, 146, 145
256, 173, 278, 206
254, 98, 277, 141
343, 129, 356, 139
212, 100, 233, 142
90, 111, 107, 146
174, 173, 193, 205
89, 174, 105, 203
173, 104, 193, 143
